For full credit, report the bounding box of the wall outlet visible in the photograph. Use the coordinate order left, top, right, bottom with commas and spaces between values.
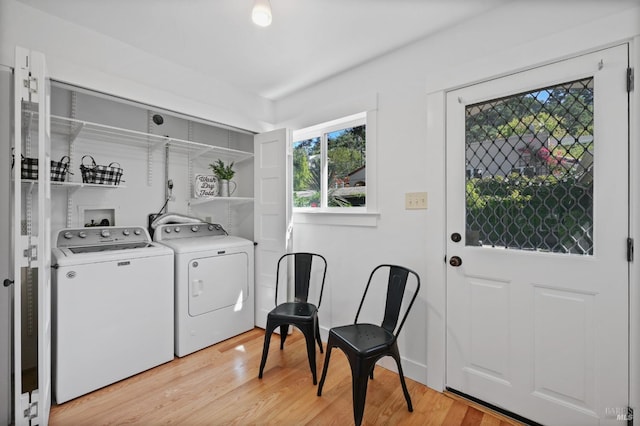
405, 192, 428, 210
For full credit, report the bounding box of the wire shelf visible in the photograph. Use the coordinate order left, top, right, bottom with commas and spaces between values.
50, 115, 254, 163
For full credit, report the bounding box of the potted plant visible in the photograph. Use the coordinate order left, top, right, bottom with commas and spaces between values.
209, 159, 236, 196
209, 159, 235, 181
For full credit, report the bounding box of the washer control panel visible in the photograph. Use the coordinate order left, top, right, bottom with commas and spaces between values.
153, 222, 227, 241
56, 226, 149, 248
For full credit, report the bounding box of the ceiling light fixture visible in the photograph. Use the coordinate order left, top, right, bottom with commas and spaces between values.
252, 0, 272, 27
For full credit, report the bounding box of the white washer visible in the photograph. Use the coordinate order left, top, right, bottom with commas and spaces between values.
153, 222, 254, 357
51, 226, 174, 404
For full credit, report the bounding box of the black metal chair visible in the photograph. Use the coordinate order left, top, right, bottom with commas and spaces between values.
316, 264, 420, 426
258, 252, 328, 384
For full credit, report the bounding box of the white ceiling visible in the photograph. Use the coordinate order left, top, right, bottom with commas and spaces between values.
18, 0, 509, 100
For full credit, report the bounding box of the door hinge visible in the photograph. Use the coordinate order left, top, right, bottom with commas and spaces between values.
23, 76, 38, 95
628, 238, 634, 262
626, 407, 634, 426
20, 236, 38, 266
21, 392, 38, 421
628, 67, 634, 93
23, 245, 38, 262
23, 401, 38, 421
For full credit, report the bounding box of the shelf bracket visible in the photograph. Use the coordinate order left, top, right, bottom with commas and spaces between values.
147, 141, 153, 186
193, 146, 215, 159
67, 91, 77, 227
187, 150, 193, 216
68, 121, 84, 143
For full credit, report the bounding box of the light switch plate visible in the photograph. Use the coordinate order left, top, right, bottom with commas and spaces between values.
405, 192, 428, 209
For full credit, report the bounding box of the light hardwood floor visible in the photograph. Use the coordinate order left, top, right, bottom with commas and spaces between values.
50, 328, 522, 425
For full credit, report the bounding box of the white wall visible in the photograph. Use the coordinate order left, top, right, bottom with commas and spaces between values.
0, 0, 274, 134
275, 0, 640, 389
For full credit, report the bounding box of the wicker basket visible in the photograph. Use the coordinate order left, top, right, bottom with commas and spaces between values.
12, 154, 72, 182
80, 155, 124, 185
51, 156, 71, 182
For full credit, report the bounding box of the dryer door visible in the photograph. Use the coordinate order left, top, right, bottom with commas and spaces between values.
188, 252, 249, 316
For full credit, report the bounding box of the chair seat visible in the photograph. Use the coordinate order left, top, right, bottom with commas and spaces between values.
330, 323, 394, 356
269, 302, 317, 320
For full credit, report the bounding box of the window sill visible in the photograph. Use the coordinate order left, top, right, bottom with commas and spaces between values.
292, 210, 380, 227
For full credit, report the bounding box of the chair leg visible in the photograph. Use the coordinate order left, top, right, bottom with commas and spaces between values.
317, 344, 333, 396
258, 324, 276, 379
315, 319, 323, 353
302, 325, 318, 384
393, 352, 413, 412
279, 324, 289, 350
351, 361, 371, 426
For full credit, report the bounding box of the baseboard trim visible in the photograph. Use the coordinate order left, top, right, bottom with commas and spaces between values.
445, 387, 541, 426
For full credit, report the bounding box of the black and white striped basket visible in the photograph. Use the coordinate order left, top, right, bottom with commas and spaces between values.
50, 156, 71, 182
80, 155, 124, 185
19, 156, 39, 180
12, 153, 71, 182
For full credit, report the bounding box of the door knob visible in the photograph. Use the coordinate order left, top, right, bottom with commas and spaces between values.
451, 232, 461, 242
3, 279, 14, 287
449, 256, 462, 267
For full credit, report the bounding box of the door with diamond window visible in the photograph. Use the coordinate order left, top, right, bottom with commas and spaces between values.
446, 45, 629, 425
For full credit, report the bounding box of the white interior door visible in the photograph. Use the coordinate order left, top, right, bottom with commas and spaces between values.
12, 47, 52, 426
1, 65, 13, 426
254, 128, 291, 328
446, 45, 629, 425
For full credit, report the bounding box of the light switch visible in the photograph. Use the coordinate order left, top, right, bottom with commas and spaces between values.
405, 192, 428, 210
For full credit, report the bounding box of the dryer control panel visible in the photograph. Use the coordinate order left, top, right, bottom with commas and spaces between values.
153, 222, 227, 241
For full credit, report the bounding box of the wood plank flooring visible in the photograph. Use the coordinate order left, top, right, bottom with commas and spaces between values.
50, 328, 522, 425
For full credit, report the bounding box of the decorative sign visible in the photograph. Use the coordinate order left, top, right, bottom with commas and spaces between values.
194, 174, 219, 198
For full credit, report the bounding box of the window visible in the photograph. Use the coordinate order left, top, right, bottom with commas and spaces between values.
465, 78, 594, 254
293, 113, 368, 210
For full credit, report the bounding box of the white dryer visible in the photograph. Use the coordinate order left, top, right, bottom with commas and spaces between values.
154, 222, 254, 357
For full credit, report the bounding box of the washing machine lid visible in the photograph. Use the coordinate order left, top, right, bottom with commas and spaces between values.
68, 242, 153, 254
52, 226, 173, 265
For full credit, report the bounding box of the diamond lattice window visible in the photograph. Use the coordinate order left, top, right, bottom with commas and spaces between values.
465, 78, 594, 255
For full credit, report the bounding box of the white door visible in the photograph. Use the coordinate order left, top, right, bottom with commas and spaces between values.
254, 129, 291, 328
446, 45, 629, 425
12, 47, 52, 426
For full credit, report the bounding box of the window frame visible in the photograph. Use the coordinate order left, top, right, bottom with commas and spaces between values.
292, 111, 378, 226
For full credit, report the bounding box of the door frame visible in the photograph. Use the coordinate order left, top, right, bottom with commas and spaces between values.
425, 39, 640, 415
629, 36, 640, 416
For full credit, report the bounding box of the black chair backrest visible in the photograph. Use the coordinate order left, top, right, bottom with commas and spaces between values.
274, 252, 328, 307
354, 264, 420, 336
